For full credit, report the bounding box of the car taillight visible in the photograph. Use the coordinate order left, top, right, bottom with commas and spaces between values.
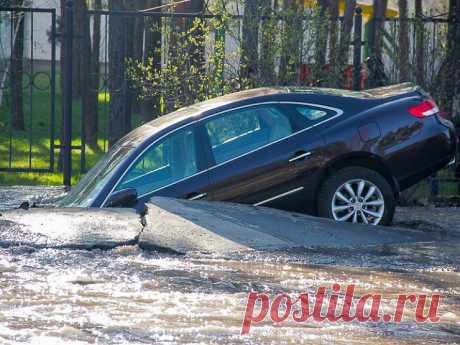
408, 98, 439, 118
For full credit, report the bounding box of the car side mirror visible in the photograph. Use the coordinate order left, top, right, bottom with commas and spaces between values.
106, 188, 138, 208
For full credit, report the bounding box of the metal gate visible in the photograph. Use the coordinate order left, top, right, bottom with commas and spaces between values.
1, 4, 456, 195
0, 7, 57, 173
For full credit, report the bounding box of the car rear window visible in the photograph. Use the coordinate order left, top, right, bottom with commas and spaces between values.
295, 106, 328, 121
284, 104, 341, 128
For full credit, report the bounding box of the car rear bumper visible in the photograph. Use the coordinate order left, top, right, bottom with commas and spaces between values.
439, 116, 458, 161
393, 116, 457, 190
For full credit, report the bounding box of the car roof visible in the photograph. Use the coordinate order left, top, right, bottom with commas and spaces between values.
287, 82, 419, 99
151, 83, 419, 126
148, 87, 290, 126
122, 83, 418, 146
122, 87, 290, 145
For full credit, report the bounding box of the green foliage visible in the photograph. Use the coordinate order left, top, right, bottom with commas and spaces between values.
0, 73, 140, 186
127, 14, 240, 114
378, 18, 452, 110
126, 4, 337, 115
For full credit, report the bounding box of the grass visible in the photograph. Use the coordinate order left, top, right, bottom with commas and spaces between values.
413, 167, 460, 200
1, 75, 459, 198
0, 74, 140, 186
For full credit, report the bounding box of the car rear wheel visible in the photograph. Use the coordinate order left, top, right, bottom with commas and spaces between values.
317, 167, 395, 226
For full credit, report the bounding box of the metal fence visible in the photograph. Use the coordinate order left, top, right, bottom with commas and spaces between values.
380, 16, 451, 100
0, 7, 57, 173
0, 4, 458, 198
0, 4, 368, 184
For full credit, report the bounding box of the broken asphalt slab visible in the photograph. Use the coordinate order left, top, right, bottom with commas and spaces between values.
0, 197, 446, 253
139, 197, 446, 254
0, 208, 141, 249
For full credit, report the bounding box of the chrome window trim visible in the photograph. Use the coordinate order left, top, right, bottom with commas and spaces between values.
101, 101, 344, 207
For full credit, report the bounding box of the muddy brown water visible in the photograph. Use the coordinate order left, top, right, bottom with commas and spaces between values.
0, 187, 459, 344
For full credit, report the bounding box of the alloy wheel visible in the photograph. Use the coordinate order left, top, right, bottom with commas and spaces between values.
331, 179, 385, 225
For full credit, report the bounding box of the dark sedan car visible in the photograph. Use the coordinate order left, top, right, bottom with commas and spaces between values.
59, 83, 457, 225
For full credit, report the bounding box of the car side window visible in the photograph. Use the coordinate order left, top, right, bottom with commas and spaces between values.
295, 106, 328, 121
115, 127, 199, 196
286, 104, 337, 127
204, 105, 293, 165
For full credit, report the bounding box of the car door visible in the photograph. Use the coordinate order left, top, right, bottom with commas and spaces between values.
111, 123, 211, 207
201, 103, 327, 207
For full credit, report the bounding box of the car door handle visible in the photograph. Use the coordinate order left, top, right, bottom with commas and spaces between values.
289, 151, 312, 163
187, 193, 208, 201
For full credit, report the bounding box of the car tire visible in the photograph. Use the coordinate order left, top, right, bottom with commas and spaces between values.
317, 167, 395, 226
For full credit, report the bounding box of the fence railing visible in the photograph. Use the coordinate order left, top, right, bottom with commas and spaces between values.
0, 7, 57, 174
0, 4, 458, 198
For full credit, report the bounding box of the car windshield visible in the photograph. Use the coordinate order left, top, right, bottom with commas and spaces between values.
59, 142, 134, 207
58, 106, 203, 208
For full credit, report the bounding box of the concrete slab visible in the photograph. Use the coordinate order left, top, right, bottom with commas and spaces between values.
0, 208, 142, 250
141, 197, 444, 254
0, 197, 446, 254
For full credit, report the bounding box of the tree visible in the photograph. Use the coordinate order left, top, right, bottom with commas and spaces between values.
366, 0, 388, 88
58, 0, 66, 171
126, 5, 240, 115
240, 0, 261, 85
10, 0, 25, 131
176, 0, 205, 105
370, 0, 388, 62
279, 0, 304, 85
444, 0, 460, 117
327, 0, 340, 85
108, 0, 129, 147
334, 0, 356, 88
139, 31, 161, 122
139, 0, 162, 122
73, 0, 85, 97
398, 0, 409, 82
126, 0, 145, 65
176, 0, 204, 13
123, 0, 144, 126
312, 0, 330, 85
174, 0, 205, 62
259, 0, 275, 85
82, 0, 102, 148
414, 0, 424, 85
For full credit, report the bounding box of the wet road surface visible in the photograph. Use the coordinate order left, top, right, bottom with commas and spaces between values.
0, 187, 459, 344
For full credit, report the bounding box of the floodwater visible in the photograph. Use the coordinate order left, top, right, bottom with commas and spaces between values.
0, 187, 459, 344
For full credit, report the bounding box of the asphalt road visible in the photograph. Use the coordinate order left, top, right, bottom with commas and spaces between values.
0, 187, 458, 344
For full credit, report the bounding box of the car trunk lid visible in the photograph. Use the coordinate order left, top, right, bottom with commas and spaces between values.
288, 83, 422, 103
